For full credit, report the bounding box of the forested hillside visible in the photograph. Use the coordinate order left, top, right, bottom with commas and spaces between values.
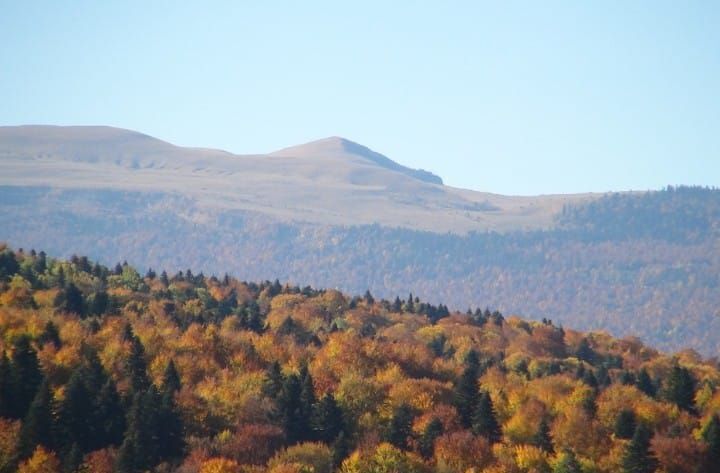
1, 186, 718, 355
1, 245, 720, 472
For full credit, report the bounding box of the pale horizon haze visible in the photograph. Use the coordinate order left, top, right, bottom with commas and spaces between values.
1, 1, 719, 195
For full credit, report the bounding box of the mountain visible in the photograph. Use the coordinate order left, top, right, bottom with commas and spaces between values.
0, 246, 718, 473
0, 125, 588, 233
271, 136, 444, 185
0, 126, 719, 355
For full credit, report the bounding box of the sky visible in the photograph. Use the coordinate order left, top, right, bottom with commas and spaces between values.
1, 1, 719, 195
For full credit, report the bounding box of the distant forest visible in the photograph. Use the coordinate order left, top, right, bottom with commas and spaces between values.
1, 246, 720, 472
0, 185, 719, 355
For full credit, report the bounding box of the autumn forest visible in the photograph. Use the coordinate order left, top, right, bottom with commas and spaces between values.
1, 244, 720, 472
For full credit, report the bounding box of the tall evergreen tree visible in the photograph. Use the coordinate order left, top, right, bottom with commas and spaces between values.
472, 391, 501, 444
55, 283, 84, 317
0, 351, 11, 418
419, 417, 443, 459
17, 378, 55, 459
533, 418, 554, 453
162, 359, 181, 394
264, 361, 284, 399
58, 370, 93, 452
663, 364, 695, 412
126, 336, 150, 394
10, 336, 43, 419
576, 338, 595, 363
614, 409, 637, 440
117, 388, 163, 473
387, 404, 414, 450
312, 393, 344, 443
157, 390, 185, 461
63, 443, 83, 473
299, 364, 316, 436
636, 369, 656, 397
38, 321, 61, 348
621, 424, 657, 473
278, 373, 304, 444
95, 379, 126, 448
701, 414, 720, 473
454, 351, 480, 428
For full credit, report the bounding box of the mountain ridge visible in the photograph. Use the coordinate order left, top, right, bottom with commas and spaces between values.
0, 124, 586, 233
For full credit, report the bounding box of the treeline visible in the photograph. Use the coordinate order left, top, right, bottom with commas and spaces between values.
557, 186, 720, 244
1, 245, 720, 472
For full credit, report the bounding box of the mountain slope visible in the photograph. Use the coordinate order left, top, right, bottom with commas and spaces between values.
0, 125, 589, 233
0, 246, 718, 473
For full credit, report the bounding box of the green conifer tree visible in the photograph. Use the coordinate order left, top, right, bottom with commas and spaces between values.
636, 369, 656, 397
17, 378, 55, 459
621, 424, 657, 473
162, 359, 181, 394
10, 335, 42, 419
663, 364, 695, 412
0, 351, 11, 418
472, 391, 502, 443
454, 351, 480, 428
58, 369, 93, 452
701, 414, 720, 473
126, 336, 150, 394
533, 418, 554, 453
264, 361, 284, 399
387, 404, 414, 450
419, 417, 443, 459
614, 409, 637, 440
312, 393, 344, 443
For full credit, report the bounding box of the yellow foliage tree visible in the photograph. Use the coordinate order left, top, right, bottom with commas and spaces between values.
17, 446, 61, 473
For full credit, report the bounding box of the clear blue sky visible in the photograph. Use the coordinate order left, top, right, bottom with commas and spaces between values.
1, 1, 718, 195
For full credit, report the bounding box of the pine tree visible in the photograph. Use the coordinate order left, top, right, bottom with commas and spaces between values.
454, 351, 480, 428
472, 391, 501, 444
56, 283, 84, 317
331, 431, 351, 468
17, 378, 55, 459
392, 296, 402, 312
162, 359, 181, 394
10, 336, 43, 419
663, 364, 695, 412
614, 409, 637, 440
58, 369, 93, 452
576, 338, 595, 364
637, 369, 656, 397
299, 364, 316, 438
533, 418, 554, 453
157, 390, 185, 461
312, 393, 344, 443
387, 404, 414, 450
554, 450, 582, 473
126, 336, 150, 394
419, 417, 443, 459
701, 414, 720, 473
278, 373, 304, 444
264, 361, 284, 399
62, 443, 83, 473
621, 424, 657, 473
38, 321, 61, 348
95, 379, 126, 448
117, 388, 162, 473
0, 351, 11, 418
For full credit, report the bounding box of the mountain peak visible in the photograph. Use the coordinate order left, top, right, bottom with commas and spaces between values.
271, 137, 443, 185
